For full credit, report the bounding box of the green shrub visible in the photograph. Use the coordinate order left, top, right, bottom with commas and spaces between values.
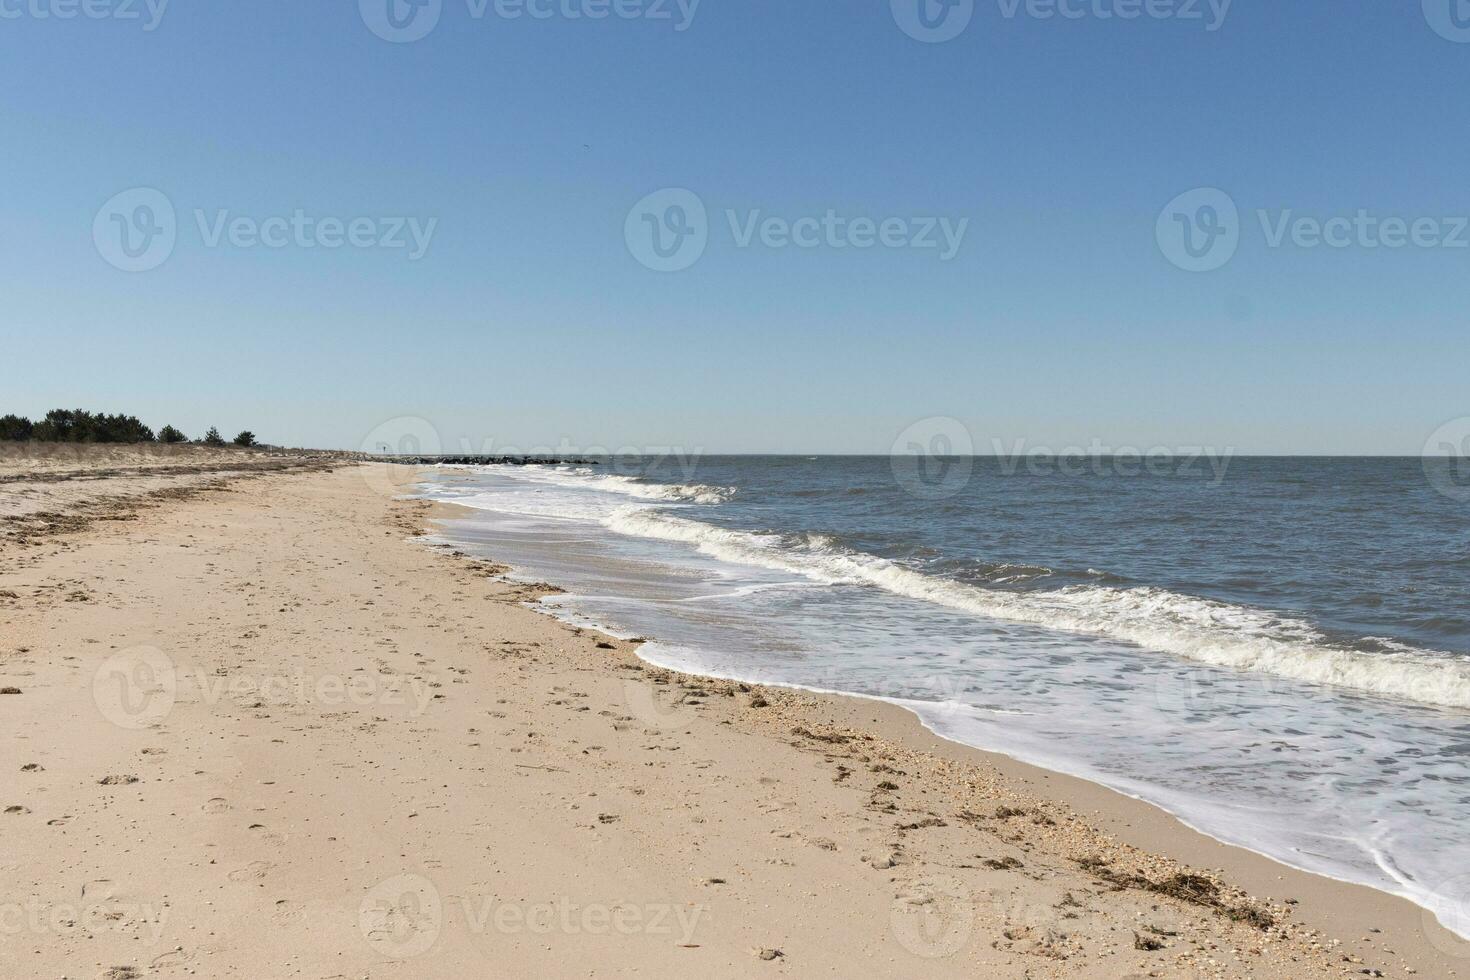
202, 427, 226, 447
0, 414, 33, 441
232, 431, 257, 448
28, 409, 154, 443
158, 425, 187, 444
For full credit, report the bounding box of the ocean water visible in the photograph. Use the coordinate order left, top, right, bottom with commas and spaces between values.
416, 456, 1470, 938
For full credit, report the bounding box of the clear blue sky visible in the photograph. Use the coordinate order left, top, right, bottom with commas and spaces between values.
3, 1, 1467, 453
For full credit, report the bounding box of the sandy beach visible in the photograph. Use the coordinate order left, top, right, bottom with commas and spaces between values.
0, 454, 1458, 979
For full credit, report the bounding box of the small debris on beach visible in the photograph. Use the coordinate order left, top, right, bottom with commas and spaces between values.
791, 726, 850, 745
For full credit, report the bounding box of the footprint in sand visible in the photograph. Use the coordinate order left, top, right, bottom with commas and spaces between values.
149, 949, 192, 970
226, 861, 273, 882
201, 798, 230, 813
81, 881, 116, 903
247, 824, 289, 846
269, 900, 303, 926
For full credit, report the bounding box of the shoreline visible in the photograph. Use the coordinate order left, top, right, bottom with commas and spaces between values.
0, 459, 1456, 978
629, 646, 1458, 945
422, 484, 1466, 978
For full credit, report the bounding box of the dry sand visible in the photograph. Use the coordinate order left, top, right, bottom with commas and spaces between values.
0, 441, 345, 546
0, 456, 1460, 978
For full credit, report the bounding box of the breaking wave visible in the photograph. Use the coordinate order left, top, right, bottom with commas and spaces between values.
602, 507, 1470, 710
460, 464, 735, 505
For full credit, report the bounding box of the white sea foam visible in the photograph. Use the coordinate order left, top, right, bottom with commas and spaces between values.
494, 465, 735, 505
603, 507, 1470, 710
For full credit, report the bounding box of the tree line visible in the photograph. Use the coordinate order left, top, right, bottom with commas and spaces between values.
0, 410, 257, 448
